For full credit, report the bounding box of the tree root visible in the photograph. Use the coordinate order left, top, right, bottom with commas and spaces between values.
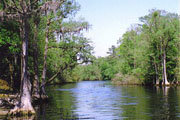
8, 106, 35, 116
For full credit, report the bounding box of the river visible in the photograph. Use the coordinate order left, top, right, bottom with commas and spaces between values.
2, 81, 180, 120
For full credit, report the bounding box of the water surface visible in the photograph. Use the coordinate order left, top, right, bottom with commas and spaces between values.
2, 81, 180, 120
36, 81, 180, 120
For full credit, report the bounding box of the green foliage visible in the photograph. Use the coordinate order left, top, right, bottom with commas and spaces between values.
71, 55, 120, 81
0, 22, 20, 53
75, 10, 179, 85
72, 64, 102, 81
0, 6, 179, 88
112, 10, 180, 85
0, 0, 93, 88
0, 21, 21, 88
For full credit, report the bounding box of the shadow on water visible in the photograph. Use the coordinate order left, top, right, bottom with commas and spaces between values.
2, 81, 180, 120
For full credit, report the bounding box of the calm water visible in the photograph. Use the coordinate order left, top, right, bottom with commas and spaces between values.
35, 81, 180, 120
3, 81, 180, 120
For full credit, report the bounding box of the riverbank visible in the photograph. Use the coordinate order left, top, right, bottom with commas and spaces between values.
111, 73, 180, 86
0, 94, 19, 116
0, 79, 17, 116
111, 73, 143, 85
0, 108, 9, 116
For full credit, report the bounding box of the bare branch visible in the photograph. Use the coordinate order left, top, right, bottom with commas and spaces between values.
31, 0, 65, 15
12, 0, 22, 13
0, 11, 20, 21
30, 0, 39, 5
20, 0, 27, 13
43, 71, 61, 85
0, 11, 5, 21
1, 0, 23, 14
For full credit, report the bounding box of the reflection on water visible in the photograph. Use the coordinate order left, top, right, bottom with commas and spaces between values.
6, 115, 35, 120
36, 83, 79, 120
3, 81, 180, 120
38, 81, 180, 120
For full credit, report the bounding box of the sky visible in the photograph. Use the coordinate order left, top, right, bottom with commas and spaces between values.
76, 0, 180, 57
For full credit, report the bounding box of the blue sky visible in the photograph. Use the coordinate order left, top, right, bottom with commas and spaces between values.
76, 0, 180, 57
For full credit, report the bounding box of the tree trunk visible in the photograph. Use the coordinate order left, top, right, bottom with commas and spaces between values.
32, 23, 40, 98
161, 53, 165, 86
6, 58, 14, 88
155, 63, 159, 85
9, 63, 14, 88
40, 21, 50, 99
9, 18, 35, 115
163, 48, 169, 85
153, 57, 159, 85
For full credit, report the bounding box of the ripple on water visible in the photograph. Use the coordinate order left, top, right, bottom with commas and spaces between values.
36, 81, 180, 120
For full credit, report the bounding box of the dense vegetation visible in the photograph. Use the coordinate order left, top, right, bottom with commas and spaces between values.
72, 10, 180, 86
0, 0, 93, 115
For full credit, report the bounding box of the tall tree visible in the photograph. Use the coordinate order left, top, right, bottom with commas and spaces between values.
0, 0, 66, 115
31, 15, 41, 98
140, 10, 179, 85
40, 0, 80, 98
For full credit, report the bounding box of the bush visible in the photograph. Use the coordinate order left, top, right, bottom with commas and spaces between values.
112, 73, 142, 85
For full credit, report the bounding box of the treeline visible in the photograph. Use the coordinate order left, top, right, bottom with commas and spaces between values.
0, 0, 93, 115
74, 10, 180, 86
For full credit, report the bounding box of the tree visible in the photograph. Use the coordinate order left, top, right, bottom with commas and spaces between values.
140, 10, 179, 85
0, 0, 66, 115
0, 21, 21, 89
112, 10, 179, 85
44, 18, 93, 84
31, 15, 41, 98
39, 1, 81, 98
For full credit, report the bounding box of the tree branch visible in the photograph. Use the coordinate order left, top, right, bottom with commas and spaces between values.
1, 0, 23, 14
0, 11, 20, 21
30, 0, 39, 6
31, 0, 65, 15
43, 71, 61, 86
11, 0, 22, 13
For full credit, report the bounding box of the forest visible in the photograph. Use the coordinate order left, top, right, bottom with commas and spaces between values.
74, 10, 180, 86
0, 0, 93, 115
0, 0, 179, 117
